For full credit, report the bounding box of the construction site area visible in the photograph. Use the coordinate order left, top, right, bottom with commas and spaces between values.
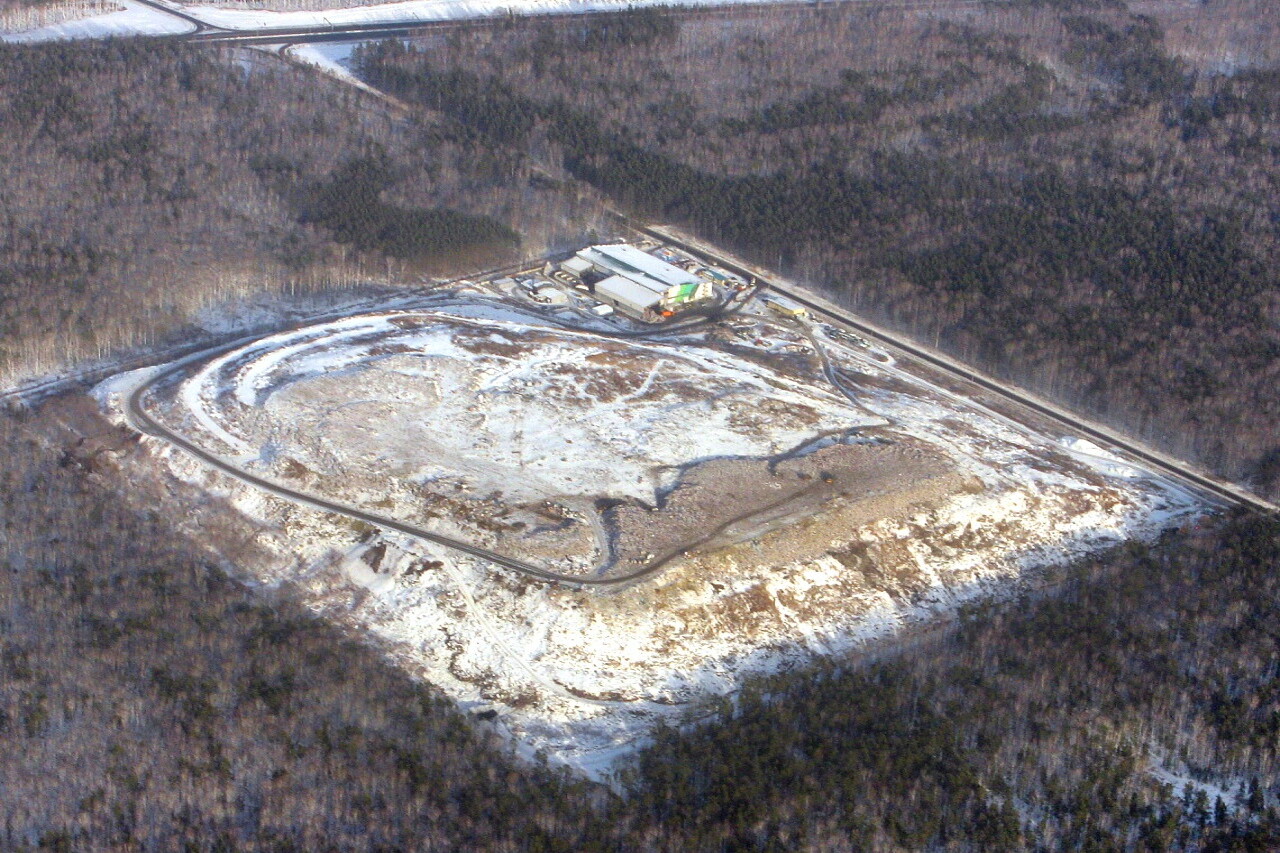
92, 237, 1208, 778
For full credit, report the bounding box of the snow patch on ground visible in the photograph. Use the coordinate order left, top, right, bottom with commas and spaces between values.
1062, 435, 1143, 479
283, 43, 390, 97
1149, 757, 1241, 811
90, 364, 164, 412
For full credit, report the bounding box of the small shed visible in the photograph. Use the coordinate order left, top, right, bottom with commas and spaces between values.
562, 256, 595, 277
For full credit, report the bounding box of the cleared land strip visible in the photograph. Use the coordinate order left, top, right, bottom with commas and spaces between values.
167, 0, 1014, 46
633, 222, 1278, 515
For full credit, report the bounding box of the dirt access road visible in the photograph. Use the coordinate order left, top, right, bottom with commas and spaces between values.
123, 289, 773, 589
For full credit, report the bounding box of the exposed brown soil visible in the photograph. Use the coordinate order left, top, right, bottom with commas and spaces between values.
605, 436, 960, 578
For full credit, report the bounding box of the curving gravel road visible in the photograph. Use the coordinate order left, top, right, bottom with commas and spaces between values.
122, 300, 760, 589
126, 349, 709, 587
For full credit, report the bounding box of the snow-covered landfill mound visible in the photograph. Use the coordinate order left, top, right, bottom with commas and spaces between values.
98, 301, 1206, 779
179, 311, 877, 505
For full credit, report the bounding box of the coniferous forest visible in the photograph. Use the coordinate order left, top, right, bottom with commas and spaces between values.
0, 39, 576, 386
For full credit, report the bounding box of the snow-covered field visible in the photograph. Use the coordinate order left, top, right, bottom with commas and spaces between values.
2, 0, 775, 41
96, 294, 1207, 779
282, 43, 389, 97
0, 0, 192, 41
176, 0, 753, 30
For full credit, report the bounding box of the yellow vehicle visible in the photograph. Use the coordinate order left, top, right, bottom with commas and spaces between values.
764, 299, 808, 320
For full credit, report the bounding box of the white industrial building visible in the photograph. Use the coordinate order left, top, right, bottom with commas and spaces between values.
568, 244, 715, 320
592, 274, 662, 316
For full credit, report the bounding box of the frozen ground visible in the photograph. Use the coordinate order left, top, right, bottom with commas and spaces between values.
168, 0, 771, 30
0, 0, 192, 40
96, 295, 1207, 779
4, 0, 796, 41
282, 44, 392, 99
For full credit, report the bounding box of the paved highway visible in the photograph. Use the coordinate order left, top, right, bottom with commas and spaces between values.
115, 0, 1017, 47
631, 221, 1278, 515
132, 0, 212, 31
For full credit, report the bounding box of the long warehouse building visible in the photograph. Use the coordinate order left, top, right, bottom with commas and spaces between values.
572, 244, 714, 320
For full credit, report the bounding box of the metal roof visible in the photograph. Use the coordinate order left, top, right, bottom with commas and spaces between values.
562, 256, 594, 275
595, 274, 663, 313
581, 244, 698, 289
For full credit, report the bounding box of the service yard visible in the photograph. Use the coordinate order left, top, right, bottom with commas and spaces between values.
93, 245, 1206, 778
